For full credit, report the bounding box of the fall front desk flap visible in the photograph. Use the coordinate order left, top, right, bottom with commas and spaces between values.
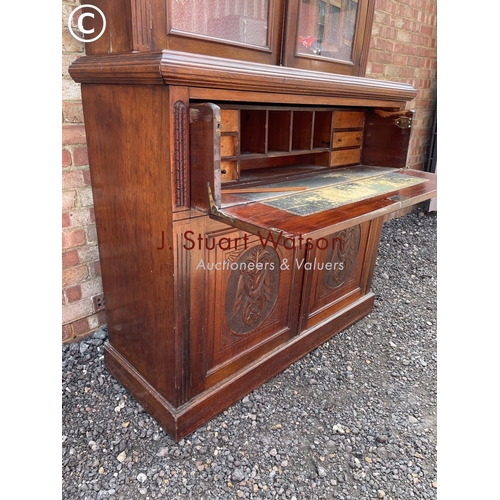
210, 166, 436, 243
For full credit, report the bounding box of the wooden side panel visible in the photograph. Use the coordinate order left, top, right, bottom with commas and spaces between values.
190, 103, 222, 211
81, 84, 179, 405
363, 109, 414, 168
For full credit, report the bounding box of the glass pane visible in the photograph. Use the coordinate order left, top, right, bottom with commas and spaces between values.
170, 0, 270, 48
296, 0, 358, 62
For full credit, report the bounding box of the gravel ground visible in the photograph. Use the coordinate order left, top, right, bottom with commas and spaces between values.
62, 210, 437, 500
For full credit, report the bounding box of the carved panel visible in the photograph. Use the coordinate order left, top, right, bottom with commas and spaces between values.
225, 246, 280, 335
173, 100, 189, 207
322, 225, 361, 293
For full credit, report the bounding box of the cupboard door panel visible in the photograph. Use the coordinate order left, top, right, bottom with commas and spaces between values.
300, 221, 377, 330
194, 227, 302, 389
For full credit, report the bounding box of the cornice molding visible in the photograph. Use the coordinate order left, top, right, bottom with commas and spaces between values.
69, 50, 417, 103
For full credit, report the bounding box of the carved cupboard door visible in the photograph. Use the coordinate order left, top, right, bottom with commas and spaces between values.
188, 222, 303, 393
299, 219, 382, 331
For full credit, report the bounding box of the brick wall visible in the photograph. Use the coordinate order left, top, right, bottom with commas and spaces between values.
366, 0, 437, 170
61, 0, 437, 343
62, 1, 106, 342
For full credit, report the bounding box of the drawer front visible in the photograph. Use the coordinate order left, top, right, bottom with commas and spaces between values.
221, 134, 238, 157
220, 160, 239, 182
333, 131, 363, 149
220, 109, 239, 132
333, 111, 365, 129
330, 148, 361, 167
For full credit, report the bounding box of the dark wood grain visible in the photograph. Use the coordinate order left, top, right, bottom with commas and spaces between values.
189, 103, 221, 212
363, 109, 415, 168
81, 84, 182, 405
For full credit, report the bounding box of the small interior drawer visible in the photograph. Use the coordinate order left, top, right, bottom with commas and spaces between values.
221, 160, 239, 182
330, 148, 361, 167
220, 109, 239, 132
333, 111, 365, 129
221, 134, 238, 157
333, 131, 363, 149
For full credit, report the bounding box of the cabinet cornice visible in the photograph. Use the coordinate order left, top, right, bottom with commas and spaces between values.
70, 50, 416, 104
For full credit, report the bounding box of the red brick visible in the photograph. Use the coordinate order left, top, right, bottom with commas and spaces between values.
62, 249, 80, 269
62, 228, 86, 250
82, 168, 92, 186
399, 67, 416, 78
62, 324, 73, 343
62, 212, 71, 228
372, 38, 386, 51
402, 44, 418, 56
62, 102, 84, 124
73, 147, 89, 166
62, 148, 72, 167
382, 26, 396, 39
393, 54, 408, 66
62, 190, 76, 211
62, 125, 86, 145
62, 170, 86, 189
375, 51, 393, 64
62, 264, 89, 288
71, 316, 92, 336
65, 285, 82, 303
420, 24, 433, 36
407, 56, 421, 67
369, 63, 384, 75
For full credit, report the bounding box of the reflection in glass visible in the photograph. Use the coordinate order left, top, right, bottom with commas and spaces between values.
170, 0, 270, 48
297, 0, 358, 62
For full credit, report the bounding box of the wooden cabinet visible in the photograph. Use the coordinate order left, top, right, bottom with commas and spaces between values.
70, 4, 436, 441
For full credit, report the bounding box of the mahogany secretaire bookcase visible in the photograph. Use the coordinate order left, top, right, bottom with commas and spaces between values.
69, 0, 437, 441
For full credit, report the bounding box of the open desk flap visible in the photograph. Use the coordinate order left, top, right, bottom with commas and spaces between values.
209, 167, 436, 245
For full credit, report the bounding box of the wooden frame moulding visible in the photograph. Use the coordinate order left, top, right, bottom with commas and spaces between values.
69, 50, 416, 105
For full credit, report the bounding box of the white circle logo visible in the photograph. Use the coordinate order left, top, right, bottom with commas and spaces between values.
68, 5, 106, 43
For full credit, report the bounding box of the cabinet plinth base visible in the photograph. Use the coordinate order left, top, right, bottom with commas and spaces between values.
104, 293, 375, 442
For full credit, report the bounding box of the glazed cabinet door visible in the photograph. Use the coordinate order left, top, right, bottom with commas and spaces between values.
163, 0, 285, 65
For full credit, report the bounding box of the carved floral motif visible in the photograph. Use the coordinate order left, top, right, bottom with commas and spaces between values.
225, 245, 280, 335
323, 225, 361, 290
